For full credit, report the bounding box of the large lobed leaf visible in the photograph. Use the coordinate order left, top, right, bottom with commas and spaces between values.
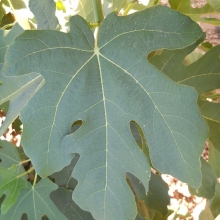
3, 6, 207, 219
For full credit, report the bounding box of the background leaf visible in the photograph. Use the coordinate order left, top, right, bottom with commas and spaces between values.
50, 187, 94, 220
7, 0, 31, 29
29, 0, 59, 30
210, 183, 220, 218
0, 140, 24, 170
0, 23, 44, 135
50, 155, 78, 190
199, 201, 215, 220
149, 34, 220, 178
209, 140, 220, 177
128, 172, 169, 219
0, 166, 27, 214
0, 178, 67, 220
0, 140, 27, 214
208, 0, 220, 12
188, 157, 217, 199
169, 0, 220, 26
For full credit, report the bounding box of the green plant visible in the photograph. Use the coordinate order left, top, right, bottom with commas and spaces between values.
0, 0, 219, 219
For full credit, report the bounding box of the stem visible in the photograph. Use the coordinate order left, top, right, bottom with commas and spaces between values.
33, 173, 38, 187
1, 23, 14, 30
11, 159, 31, 168
92, 0, 104, 25
17, 167, 34, 178
123, 2, 136, 16
20, 159, 31, 165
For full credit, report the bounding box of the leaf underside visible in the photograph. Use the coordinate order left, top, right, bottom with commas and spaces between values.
3, 5, 207, 219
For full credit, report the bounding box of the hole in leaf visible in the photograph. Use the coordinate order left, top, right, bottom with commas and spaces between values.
71, 120, 82, 133
147, 49, 163, 59
200, 89, 220, 103
0, 159, 2, 163
183, 50, 203, 66
42, 214, 49, 220
21, 213, 28, 220
130, 121, 151, 166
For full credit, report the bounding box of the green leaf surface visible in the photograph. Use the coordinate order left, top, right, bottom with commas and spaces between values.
0, 23, 23, 66
0, 5, 5, 22
50, 187, 95, 220
210, 183, 220, 218
0, 23, 44, 136
0, 140, 27, 213
0, 13, 14, 29
169, 0, 215, 15
199, 202, 215, 220
76, 0, 98, 24
209, 140, 220, 177
144, 173, 169, 216
0, 140, 23, 168
29, 0, 59, 30
188, 157, 217, 199
0, 101, 9, 112
106, 0, 128, 11
168, 0, 220, 25
127, 172, 169, 217
0, 166, 27, 214
4, 6, 207, 219
208, 0, 220, 12
135, 214, 146, 220
149, 34, 220, 163
50, 155, 78, 190
198, 42, 213, 52
190, 16, 220, 26
76, 0, 129, 24
0, 178, 67, 220
183, 51, 203, 66
12, 117, 22, 132
0, 73, 43, 136
1, 0, 10, 8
